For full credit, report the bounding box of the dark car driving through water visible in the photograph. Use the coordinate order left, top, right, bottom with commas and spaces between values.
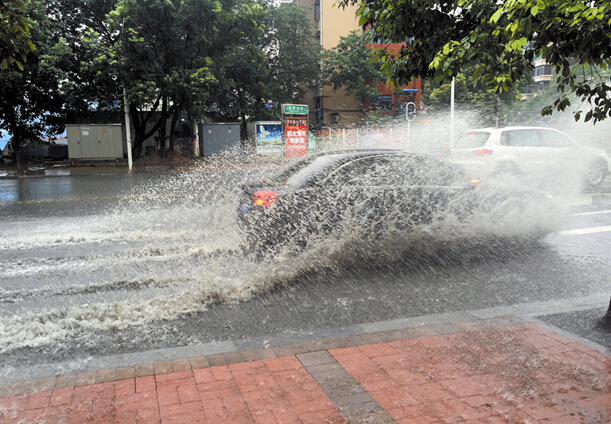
237, 150, 560, 255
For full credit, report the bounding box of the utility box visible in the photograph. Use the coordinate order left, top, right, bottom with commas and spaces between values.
199, 123, 240, 156
66, 124, 124, 159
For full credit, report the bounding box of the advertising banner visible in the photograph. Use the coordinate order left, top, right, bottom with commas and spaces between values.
284, 117, 307, 157
256, 123, 282, 145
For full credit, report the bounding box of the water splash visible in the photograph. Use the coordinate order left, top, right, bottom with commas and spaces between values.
0, 151, 572, 357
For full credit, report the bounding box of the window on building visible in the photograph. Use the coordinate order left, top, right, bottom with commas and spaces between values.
535, 65, 553, 77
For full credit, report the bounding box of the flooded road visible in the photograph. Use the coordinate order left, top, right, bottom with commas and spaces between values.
1, 166, 610, 383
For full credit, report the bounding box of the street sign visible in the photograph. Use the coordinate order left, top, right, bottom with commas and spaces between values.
406, 102, 416, 121
282, 104, 308, 115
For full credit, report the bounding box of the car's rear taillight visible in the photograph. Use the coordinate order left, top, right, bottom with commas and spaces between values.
251, 190, 278, 207
475, 149, 493, 156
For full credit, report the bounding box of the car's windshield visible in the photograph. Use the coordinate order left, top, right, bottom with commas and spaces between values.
271, 155, 336, 187
326, 154, 470, 187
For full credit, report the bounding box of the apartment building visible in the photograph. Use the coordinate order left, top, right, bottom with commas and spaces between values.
291, 0, 420, 127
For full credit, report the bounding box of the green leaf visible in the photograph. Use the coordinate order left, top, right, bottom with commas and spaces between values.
490, 9, 503, 24
531, 5, 539, 16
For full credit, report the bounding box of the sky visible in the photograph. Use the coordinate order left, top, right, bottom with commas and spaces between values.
0, 134, 9, 151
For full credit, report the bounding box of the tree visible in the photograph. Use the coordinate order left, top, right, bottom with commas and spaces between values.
213, 2, 321, 140
507, 64, 611, 127
322, 30, 385, 105
1, 0, 36, 74
0, 0, 69, 173
261, 3, 320, 120
339, 0, 611, 123
1, 0, 122, 173
46, 0, 121, 122
108, 0, 218, 157
212, 0, 268, 140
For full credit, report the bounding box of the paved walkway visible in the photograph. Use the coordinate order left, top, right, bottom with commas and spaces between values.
1, 316, 610, 424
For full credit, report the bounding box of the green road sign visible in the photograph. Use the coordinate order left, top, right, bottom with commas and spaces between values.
282, 104, 308, 115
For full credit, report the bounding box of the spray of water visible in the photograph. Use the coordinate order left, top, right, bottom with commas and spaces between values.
1, 113, 594, 360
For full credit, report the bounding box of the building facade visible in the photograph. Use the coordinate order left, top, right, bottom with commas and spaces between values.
522, 58, 554, 99
292, 0, 420, 127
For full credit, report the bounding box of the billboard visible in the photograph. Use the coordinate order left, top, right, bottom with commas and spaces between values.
253, 122, 282, 155
256, 123, 282, 145
284, 117, 307, 157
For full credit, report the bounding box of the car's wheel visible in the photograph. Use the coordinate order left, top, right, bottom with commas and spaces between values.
489, 199, 525, 223
583, 160, 607, 187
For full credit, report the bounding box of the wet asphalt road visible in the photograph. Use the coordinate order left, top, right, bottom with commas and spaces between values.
0, 169, 610, 382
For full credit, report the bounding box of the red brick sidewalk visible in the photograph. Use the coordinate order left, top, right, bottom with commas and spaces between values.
1, 322, 610, 424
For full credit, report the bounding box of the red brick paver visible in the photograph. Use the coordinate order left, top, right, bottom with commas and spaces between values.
1, 322, 610, 424
0, 356, 346, 424
330, 323, 611, 424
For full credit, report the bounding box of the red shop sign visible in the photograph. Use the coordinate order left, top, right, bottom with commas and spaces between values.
285, 118, 307, 157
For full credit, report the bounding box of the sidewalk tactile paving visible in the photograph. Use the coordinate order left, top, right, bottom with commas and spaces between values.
1, 321, 610, 424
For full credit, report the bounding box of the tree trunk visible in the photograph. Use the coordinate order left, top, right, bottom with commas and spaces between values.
254, 97, 262, 122
14, 136, 24, 175
598, 296, 611, 328
168, 109, 179, 169
134, 132, 145, 158
130, 98, 164, 158
237, 89, 248, 153
7, 110, 24, 175
159, 97, 168, 158
130, 103, 145, 158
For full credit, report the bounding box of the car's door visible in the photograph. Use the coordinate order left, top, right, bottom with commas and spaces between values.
394, 156, 475, 226
322, 155, 399, 236
499, 128, 545, 173
535, 128, 578, 175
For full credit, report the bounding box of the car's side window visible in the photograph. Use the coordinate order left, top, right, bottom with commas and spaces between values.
326, 158, 372, 186
500, 130, 540, 147
379, 157, 419, 186
327, 157, 402, 186
537, 130, 575, 148
400, 157, 466, 186
454, 131, 490, 149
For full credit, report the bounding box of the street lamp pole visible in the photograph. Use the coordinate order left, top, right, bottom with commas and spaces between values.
121, 19, 133, 173
450, 77, 455, 149
123, 88, 133, 173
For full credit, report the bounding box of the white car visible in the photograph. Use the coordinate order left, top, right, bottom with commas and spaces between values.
448, 126, 611, 187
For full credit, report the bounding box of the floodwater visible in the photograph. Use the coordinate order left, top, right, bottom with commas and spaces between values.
0, 168, 282, 354
0, 156, 573, 361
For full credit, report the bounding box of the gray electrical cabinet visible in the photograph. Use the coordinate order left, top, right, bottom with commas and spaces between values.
66, 124, 124, 159
199, 123, 240, 156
